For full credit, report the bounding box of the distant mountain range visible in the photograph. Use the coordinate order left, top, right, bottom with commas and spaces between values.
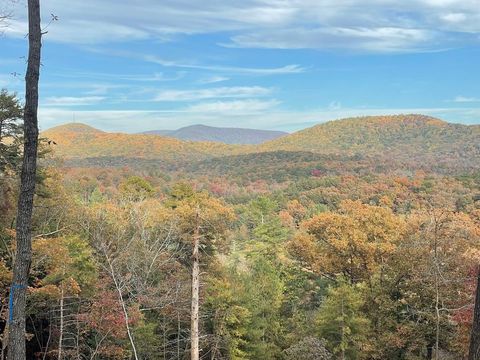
42, 115, 480, 173
141, 124, 288, 144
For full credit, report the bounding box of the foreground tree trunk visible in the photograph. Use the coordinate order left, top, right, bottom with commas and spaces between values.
191, 207, 200, 360
469, 268, 480, 360
58, 288, 64, 360
7, 1, 41, 358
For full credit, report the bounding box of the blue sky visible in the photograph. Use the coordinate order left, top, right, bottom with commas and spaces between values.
1, 0, 480, 132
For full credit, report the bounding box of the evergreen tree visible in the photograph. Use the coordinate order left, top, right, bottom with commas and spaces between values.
316, 280, 370, 359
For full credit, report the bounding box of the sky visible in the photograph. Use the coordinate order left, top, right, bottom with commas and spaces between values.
1, 0, 480, 133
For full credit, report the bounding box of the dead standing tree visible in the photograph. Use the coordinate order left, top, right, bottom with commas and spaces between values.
7, 0, 41, 359
191, 206, 200, 360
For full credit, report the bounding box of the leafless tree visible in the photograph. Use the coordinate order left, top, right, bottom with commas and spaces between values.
80, 201, 184, 359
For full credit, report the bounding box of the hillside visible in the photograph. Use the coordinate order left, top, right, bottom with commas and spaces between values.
260, 114, 480, 172
42, 123, 248, 164
142, 124, 287, 144
184, 151, 376, 183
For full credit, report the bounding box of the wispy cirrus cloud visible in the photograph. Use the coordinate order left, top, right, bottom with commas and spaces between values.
198, 76, 230, 84
4, 19, 150, 44
452, 95, 480, 103
81, 47, 306, 75
187, 99, 280, 113
43, 96, 105, 106
51, 70, 186, 82
154, 86, 273, 101
143, 55, 306, 74
5, 0, 480, 52
227, 27, 441, 53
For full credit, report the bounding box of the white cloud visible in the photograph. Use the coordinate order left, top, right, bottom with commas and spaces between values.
7, 0, 479, 52
219, 64, 305, 75
4, 19, 149, 43
43, 96, 105, 106
198, 76, 230, 84
49, 70, 186, 83
154, 86, 272, 101
2, 19, 25, 37
83, 84, 127, 96
82, 48, 306, 75
441, 13, 467, 23
143, 55, 306, 74
187, 99, 280, 113
228, 27, 440, 53
111, 72, 185, 82
452, 96, 480, 103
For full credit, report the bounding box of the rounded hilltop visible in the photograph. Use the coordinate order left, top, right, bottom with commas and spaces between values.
261, 114, 478, 154
325, 114, 446, 124
43, 122, 104, 135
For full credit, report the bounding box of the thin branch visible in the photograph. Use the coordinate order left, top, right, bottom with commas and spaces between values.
34, 227, 67, 238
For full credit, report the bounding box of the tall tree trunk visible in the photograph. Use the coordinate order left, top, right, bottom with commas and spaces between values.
177, 312, 181, 360
7, 1, 41, 359
1, 330, 7, 360
426, 344, 433, 360
434, 281, 440, 360
58, 288, 64, 360
432, 211, 441, 360
341, 298, 346, 360
191, 207, 200, 360
469, 268, 480, 360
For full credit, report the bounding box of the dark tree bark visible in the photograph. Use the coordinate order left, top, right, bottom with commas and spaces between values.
469, 268, 480, 360
426, 343, 433, 359
7, 0, 41, 359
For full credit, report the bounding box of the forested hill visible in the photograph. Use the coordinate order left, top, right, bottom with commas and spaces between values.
42, 123, 248, 163
259, 114, 480, 172
261, 114, 479, 154
142, 124, 288, 144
